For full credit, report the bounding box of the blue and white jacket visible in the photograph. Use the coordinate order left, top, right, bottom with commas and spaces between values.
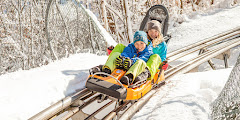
121, 42, 153, 64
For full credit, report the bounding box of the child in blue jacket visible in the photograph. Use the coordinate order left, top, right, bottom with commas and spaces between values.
91, 31, 153, 85
114, 31, 153, 84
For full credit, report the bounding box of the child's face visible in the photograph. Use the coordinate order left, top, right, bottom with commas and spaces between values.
148, 29, 159, 39
134, 41, 146, 52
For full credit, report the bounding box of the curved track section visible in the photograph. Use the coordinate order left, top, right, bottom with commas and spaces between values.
29, 27, 240, 120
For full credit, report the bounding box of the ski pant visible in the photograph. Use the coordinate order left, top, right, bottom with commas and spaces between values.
104, 43, 126, 71
147, 54, 162, 80
104, 43, 161, 81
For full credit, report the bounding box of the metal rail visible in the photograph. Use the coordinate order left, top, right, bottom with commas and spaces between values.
29, 88, 91, 120
167, 26, 240, 58
30, 27, 240, 120
165, 37, 240, 79
59, 92, 99, 120
103, 101, 131, 120
85, 100, 114, 120
165, 37, 239, 75
117, 36, 240, 120
167, 31, 240, 62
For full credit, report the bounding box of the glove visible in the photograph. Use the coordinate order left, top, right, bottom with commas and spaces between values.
123, 57, 133, 70
161, 61, 168, 70
107, 45, 114, 55
115, 55, 123, 68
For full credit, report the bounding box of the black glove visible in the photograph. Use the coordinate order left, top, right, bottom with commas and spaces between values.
115, 55, 123, 68
123, 57, 132, 70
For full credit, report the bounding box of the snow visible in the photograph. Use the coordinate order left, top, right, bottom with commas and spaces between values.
168, 5, 240, 52
0, 53, 108, 120
0, 5, 240, 120
132, 68, 232, 120
85, 7, 117, 47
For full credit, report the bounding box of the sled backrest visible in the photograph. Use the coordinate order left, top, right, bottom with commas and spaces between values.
140, 5, 169, 37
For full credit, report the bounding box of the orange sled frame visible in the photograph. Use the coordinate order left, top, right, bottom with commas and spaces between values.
86, 68, 165, 100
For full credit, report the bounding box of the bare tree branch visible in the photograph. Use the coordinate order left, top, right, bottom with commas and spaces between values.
55, 0, 76, 54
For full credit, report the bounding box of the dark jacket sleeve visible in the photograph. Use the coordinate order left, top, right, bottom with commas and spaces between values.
120, 43, 133, 58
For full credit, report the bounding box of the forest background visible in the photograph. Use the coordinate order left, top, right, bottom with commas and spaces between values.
1, 0, 239, 75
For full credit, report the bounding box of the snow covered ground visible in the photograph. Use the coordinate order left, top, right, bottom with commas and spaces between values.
132, 68, 232, 120
132, 5, 240, 120
0, 5, 240, 120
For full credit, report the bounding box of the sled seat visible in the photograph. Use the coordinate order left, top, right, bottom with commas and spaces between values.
86, 77, 127, 99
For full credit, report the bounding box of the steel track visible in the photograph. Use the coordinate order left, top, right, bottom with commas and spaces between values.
29, 27, 240, 120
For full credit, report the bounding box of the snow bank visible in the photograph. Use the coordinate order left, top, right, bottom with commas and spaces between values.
132, 68, 232, 120
0, 53, 108, 120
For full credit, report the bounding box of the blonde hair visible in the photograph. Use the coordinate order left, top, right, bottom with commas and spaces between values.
148, 32, 163, 48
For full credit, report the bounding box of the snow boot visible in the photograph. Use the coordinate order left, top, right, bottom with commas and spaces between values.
120, 74, 133, 85
134, 68, 150, 83
102, 65, 111, 74
90, 65, 103, 74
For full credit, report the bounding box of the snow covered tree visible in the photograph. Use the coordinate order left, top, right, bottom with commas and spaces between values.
1, 0, 240, 75
0, 0, 107, 75
0, 0, 50, 74
84, 0, 240, 43
211, 53, 240, 119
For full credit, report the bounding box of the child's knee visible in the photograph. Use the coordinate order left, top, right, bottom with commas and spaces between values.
151, 54, 160, 59
135, 59, 145, 64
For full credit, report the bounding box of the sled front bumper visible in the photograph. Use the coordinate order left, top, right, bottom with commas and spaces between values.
86, 77, 127, 99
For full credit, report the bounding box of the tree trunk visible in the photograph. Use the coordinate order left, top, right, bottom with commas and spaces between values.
55, 0, 76, 54
211, 0, 214, 5
180, 0, 183, 14
101, 0, 109, 31
45, 0, 58, 60
191, 0, 196, 11
123, 0, 133, 43
30, 1, 33, 68
88, 18, 95, 53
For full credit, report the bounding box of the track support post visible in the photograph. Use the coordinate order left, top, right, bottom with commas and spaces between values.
223, 53, 229, 68
199, 48, 216, 70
